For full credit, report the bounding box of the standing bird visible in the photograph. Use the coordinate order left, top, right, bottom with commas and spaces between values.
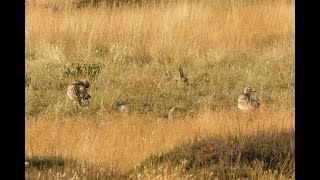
237, 87, 260, 111
67, 80, 91, 108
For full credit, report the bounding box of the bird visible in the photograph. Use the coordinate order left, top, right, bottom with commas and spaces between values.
67, 80, 91, 108
237, 87, 260, 111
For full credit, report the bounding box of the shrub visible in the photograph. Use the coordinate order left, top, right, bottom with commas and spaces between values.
74, 0, 145, 8
73, 0, 174, 8
60, 63, 102, 79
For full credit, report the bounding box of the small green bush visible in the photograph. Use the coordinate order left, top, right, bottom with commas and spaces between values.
61, 63, 102, 79
74, 0, 173, 8
74, 0, 144, 8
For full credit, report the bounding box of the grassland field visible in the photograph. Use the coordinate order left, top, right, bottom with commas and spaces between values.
25, 0, 295, 179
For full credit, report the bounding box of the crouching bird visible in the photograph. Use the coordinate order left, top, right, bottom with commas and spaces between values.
67, 80, 91, 108
238, 87, 260, 111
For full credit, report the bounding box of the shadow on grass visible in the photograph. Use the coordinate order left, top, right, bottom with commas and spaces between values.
25, 130, 294, 179
132, 130, 295, 179
25, 156, 122, 179
25, 156, 66, 170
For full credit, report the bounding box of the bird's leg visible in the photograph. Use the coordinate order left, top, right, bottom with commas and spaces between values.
74, 101, 81, 110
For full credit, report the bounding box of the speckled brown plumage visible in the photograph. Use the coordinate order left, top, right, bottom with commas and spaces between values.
238, 87, 260, 111
67, 80, 91, 108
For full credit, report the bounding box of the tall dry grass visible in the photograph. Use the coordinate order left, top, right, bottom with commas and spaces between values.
26, 106, 294, 171
26, 0, 294, 64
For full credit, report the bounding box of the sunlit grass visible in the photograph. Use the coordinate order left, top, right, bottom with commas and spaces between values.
25, 0, 294, 178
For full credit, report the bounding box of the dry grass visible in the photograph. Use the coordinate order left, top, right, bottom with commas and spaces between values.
26, 106, 294, 172
26, 0, 294, 178
26, 0, 294, 64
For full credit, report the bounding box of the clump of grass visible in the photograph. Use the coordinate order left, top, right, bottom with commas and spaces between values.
25, 74, 32, 87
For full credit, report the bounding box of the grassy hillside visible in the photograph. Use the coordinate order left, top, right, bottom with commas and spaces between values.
25, 0, 294, 179
132, 130, 294, 179
25, 129, 294, 179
